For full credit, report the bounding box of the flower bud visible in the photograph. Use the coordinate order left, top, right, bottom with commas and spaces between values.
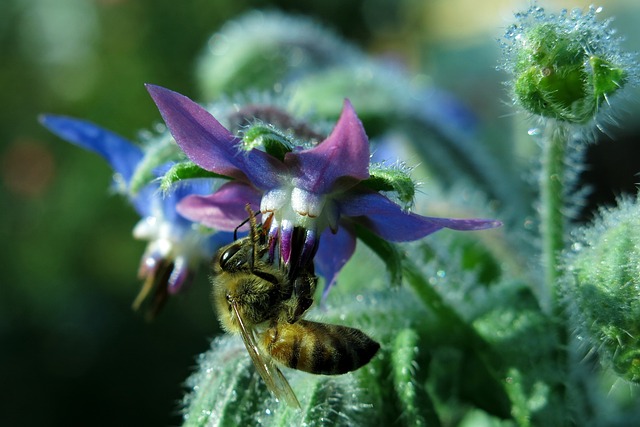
564, 196, 640, 383
501, 5, 632, 124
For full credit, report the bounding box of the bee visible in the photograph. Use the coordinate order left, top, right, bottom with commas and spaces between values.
211, 207, 380, 408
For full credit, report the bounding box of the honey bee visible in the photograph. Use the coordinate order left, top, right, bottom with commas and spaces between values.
211, 208, 380, 408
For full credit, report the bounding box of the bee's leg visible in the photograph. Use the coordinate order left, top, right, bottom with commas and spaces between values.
244, 204, 260, 271
290, 273, 316, 320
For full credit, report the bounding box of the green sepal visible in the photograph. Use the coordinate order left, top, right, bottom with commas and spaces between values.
242, 124, 295, 161
353, 223, 405, 287
160, 161, 230, 192
361, 165, 416, 209
590, 55, 626, 103
129, 137, 183, 194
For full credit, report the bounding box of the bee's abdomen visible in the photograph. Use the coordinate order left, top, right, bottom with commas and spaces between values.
261, 320, 380, 375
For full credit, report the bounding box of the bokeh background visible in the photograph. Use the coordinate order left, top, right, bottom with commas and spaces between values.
2, 0, 639, 425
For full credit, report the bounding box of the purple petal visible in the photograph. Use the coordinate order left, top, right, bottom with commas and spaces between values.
161, 179, 216, 226
340, 189, 501, 242
39, 114, 143, 183
285, 99, 370, 194
314, 223, 357, 298
279, 219, 294, 265
145, 84, 283, 189
176, 181, 261, 231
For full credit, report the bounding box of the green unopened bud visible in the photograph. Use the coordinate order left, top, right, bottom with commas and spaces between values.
196, 11, 356, 98
363, 163, 416, 210
242, 123, 295, 161
563, 196, 640, 383
501, 5, 633, 124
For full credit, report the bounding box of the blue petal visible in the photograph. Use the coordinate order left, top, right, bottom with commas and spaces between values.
39, 115, 143, 183
132, 184, 158, 217
132, 179, 216, 226
339, 189, 501, 242
314, 223, 357, 298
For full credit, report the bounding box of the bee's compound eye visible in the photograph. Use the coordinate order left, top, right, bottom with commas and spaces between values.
219, 242, 243, 270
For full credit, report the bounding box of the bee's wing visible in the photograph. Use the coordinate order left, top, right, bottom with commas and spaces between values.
230, 303, 301, 409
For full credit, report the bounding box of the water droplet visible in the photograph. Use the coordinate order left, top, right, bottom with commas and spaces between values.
208, 34, 229, 55
528, 127, 541, 136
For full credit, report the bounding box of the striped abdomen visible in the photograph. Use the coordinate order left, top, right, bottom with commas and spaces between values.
261, 320, 380, 375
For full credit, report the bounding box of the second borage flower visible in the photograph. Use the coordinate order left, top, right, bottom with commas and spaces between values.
146, 85, 501, 295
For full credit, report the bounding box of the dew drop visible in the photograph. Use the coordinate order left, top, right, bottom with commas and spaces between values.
153, 122, 166, 133
208, 34, 229, 55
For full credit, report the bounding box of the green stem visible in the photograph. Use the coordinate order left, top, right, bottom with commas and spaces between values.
402, 258, 504, 374
402, 258, 513, 418
540, 121, 567, 314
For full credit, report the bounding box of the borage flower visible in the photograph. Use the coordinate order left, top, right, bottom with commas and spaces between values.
146, 85, 501, 295
40, 115, 226, 317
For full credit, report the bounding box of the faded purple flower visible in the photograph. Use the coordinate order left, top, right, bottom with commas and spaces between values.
146, 85, 501, 294
40, 114, 227, 317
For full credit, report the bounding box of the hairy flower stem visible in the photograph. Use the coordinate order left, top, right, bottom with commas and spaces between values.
540, 120, 567, 314
540, 121, 572, 426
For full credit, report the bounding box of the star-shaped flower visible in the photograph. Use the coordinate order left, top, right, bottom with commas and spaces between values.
146, 85, 501, 294
40, 114, 226, 317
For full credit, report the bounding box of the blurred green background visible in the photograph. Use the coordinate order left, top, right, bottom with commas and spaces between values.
2, 0, 639, 425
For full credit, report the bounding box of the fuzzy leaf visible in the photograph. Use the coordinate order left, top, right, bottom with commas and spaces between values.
391, 328, 440, 426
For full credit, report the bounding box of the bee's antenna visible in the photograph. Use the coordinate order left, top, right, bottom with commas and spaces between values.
233, 218, 248, 241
